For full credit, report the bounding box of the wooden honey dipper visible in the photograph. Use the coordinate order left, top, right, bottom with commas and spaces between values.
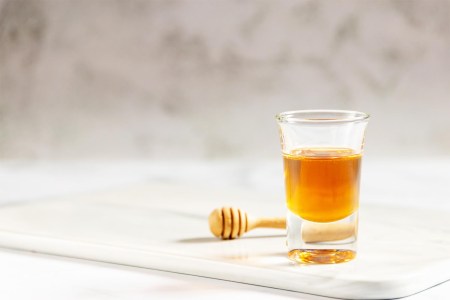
208, 207, 285, 240
208, 207, 355, 242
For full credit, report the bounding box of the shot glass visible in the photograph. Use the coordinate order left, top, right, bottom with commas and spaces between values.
276, 110, 369, 264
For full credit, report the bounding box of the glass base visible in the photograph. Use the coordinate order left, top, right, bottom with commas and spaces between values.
287, 209, 358, 264
288, 249, 356, 264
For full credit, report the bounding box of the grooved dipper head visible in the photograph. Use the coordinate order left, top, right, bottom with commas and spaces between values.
208, 207, 248, 240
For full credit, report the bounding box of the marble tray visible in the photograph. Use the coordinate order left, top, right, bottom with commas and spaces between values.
0, 183, 448, 299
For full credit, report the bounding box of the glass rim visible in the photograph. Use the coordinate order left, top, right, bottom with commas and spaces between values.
275, 109, 370, 124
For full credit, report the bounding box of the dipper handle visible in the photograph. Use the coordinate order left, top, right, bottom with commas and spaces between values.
248, 216, 286, 231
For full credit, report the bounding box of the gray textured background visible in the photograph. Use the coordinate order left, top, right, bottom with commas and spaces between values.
0, 0, 449, 160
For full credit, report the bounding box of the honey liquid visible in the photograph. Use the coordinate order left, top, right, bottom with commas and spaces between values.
283, 148, 361, 222
283, 147, 361, 264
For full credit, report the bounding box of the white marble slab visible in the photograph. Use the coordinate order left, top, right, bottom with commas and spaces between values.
0, 183, 447, 299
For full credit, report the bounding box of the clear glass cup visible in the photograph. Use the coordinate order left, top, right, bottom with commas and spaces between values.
276, 110, 369, 264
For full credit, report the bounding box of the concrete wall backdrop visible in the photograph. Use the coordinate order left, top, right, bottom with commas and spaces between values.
0, 0, 449, 160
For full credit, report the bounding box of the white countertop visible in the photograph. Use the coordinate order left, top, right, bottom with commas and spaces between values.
0, 159, 449, 299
